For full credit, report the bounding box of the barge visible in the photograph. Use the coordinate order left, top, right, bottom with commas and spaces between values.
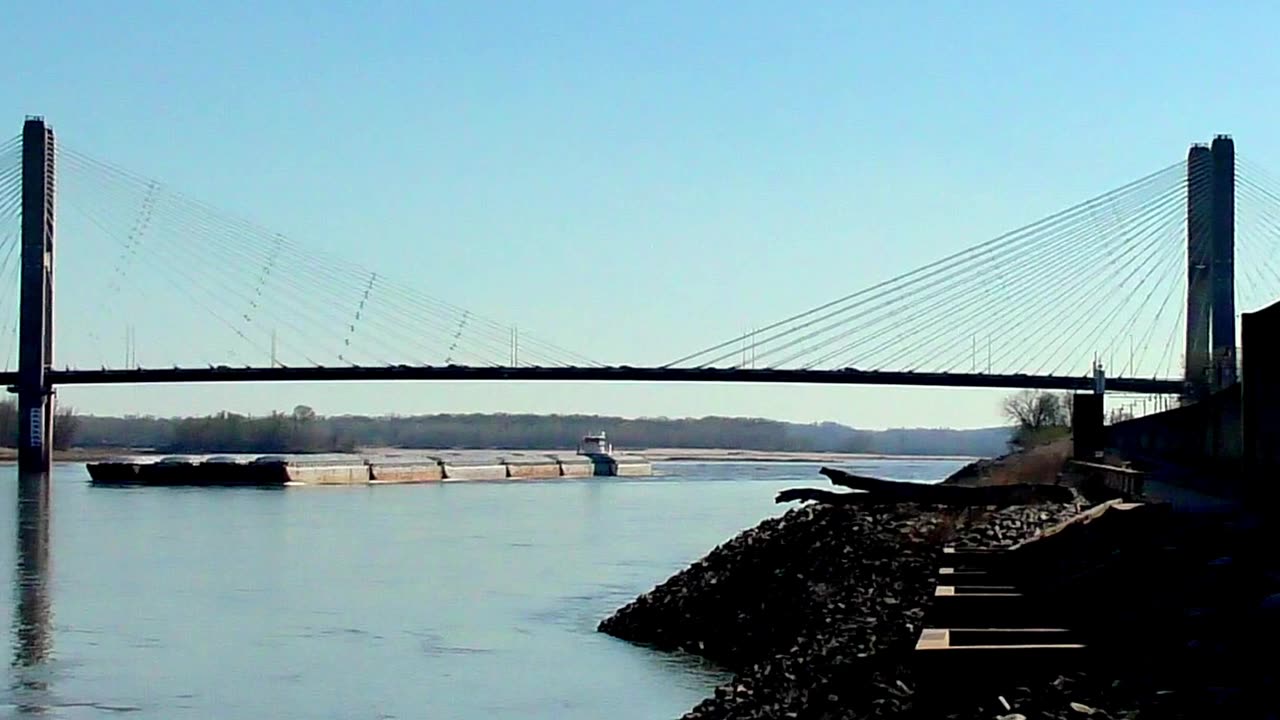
86, 436, 652, 487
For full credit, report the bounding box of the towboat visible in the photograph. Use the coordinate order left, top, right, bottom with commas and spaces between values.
577, 432, 613, 456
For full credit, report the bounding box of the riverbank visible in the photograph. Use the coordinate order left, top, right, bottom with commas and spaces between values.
940, 438, 1071, 486
636, 448, 980, 463
600, 469, 1280, 718
0, 447, 139, 463
600, 499, 1084, 718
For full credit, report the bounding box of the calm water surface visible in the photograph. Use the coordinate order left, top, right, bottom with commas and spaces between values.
0, 458, 965, 719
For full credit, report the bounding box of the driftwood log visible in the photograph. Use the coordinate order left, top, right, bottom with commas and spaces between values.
774, 487, 875, 505
774, 467, 1075, 506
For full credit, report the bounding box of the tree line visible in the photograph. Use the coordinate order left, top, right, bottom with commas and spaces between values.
0, 401, 1015, 456
0, 400, 81, 451
1, 391, 1122, 456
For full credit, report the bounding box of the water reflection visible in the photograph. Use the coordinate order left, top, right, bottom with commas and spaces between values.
12, 472, 52, 713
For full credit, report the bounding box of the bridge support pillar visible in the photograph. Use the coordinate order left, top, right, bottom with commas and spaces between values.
17, 118, 55, 474
1185, 144, 1212, 394
1071, 393, 1104, 460
1209, 135, 1236, 390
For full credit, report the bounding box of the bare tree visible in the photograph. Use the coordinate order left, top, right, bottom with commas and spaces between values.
1002, 391, 1069, 431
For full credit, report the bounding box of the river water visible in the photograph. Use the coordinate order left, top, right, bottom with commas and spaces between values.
0, 458, 966, 719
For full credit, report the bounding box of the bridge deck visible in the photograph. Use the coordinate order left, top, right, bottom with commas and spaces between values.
2, 366, 1184, 394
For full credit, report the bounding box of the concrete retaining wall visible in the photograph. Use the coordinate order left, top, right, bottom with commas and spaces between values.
1243, 302, 1280, 488
1106, 386, 1241, 466
1105, 297, 1280, 500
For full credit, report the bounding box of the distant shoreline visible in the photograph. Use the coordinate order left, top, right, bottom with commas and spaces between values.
0, 446, 986, 465
633, 448, 983, 463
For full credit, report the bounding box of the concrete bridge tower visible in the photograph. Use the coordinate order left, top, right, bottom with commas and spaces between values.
1185, 135, 1236, 397
1185, 143, 1212, 391
1209, 135, 1236, 389
17, 117, 55, 473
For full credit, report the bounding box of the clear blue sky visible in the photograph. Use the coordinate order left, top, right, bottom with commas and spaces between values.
3, 2, 1279, 428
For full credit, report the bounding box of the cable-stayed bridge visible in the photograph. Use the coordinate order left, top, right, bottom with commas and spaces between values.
2, 118, 1278, 470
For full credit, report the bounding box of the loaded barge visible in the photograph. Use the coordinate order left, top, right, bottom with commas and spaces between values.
87, 433, 651, 487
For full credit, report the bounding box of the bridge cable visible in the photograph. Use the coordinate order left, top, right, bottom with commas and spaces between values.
978, 165, 1210, 376
57, 159, 298, 366
816, 175, 1190, 372
1230, 180, 1275, 313
685, 162, 1186, 369
900, 196, 1181, 375
56, 149, 488, 363
58, 151, 441, 366
928, 184, 1188, 374
1235, 190, 1280, 307
53, 147, 588, 368
760, 165, 1187, 372
823, 183, 1180, 372
664, 160, 1187, 368
927, 184, 1185, 375
1037, 205, 1190, 375
61, 148, 535, 366
1026, 165, 1211, 376
1031, 200, 1187, 375
59, 193, 293, 367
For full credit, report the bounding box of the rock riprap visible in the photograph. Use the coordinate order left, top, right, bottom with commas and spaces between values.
600, 500, 1083, 719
